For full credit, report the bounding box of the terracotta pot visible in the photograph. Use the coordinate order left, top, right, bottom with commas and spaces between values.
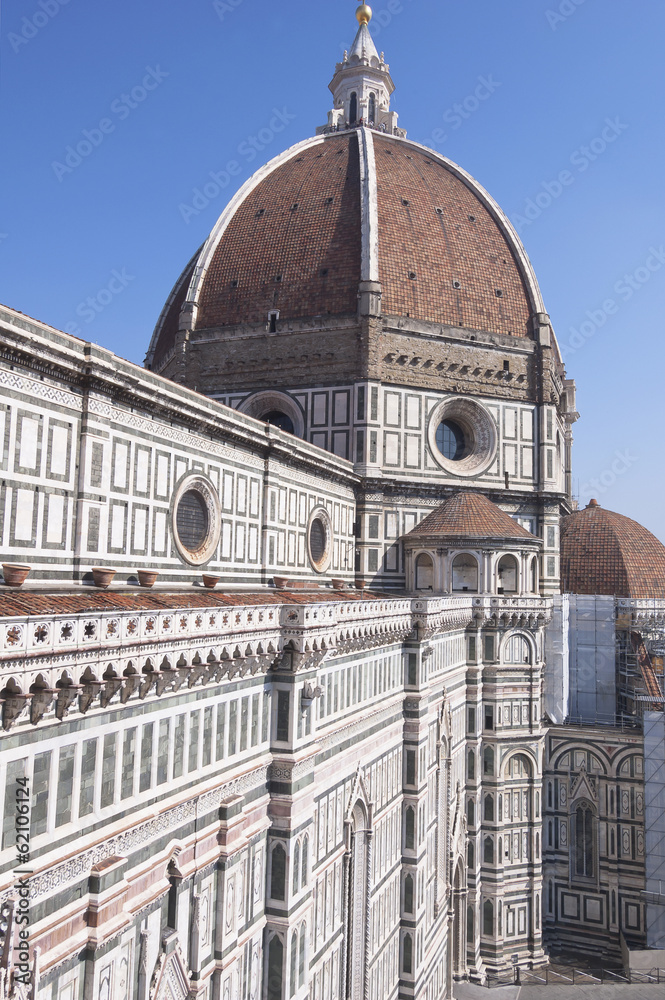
355, 579, 367, 591
92, 567, 116, 588
331, 578, 346, 591
137, 570, 158, 589
273, 576, 289, 589
202, 574, 221, 589
2, 564, 31, 587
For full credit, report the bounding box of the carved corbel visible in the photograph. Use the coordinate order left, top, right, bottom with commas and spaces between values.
29, 688, 55, 725
55, 684, 80, 721
1, 694, 30, 731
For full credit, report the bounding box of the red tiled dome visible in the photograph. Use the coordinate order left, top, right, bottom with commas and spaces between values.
561, 501, 665, 599
408, 491, 537, 540
147, 130, 541, 371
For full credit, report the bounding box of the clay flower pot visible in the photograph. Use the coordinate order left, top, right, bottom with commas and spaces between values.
331, 579, 346, 591
92, 567, 116, 588
355, 579, 367, 591
273, 576, 289, 589
137, 570, 158, 589
2, 564, 31, 587
202, 574, 220, 589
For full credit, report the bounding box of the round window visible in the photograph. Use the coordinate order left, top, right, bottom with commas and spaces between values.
263, 410, 295, 434
428, 397, 497, 477
307, 508, 332, 573
436, 420, 467, 461
172, 475, 221, 566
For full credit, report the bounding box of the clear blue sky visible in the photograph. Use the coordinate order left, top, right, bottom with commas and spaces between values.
2, 0, 664, 541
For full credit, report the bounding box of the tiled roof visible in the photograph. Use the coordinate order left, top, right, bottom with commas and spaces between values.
406, 492, 536, 540
561, 501, 665, 599
0, 589, 380, 619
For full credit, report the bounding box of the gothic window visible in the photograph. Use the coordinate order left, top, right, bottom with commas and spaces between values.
301, 834, 309, 887
293, 841, 300, 895
290, 930, 298, 997
267, 936, 284, 1000
271, 844, 286, 900
484, 794, 494, 822
467, 906, 474, 944
405, 807, 415, 850
483, 746, 494, 776
498, 795, 503, 821
403, 933, 413, 974
298, 925, 306, 987
368, 92, 376, 122
503, 635, 532, 665
467, 799, 474, 827
484, 836, 493, 864
467, 749, 475, 781
350, 92, 358, 123
404, 874, 414, 913
467, 841, 474, 868
574, 803, 594, 878
483, 899, 493, 936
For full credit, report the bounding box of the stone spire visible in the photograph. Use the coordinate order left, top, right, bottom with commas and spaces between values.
317, 3, 405, 136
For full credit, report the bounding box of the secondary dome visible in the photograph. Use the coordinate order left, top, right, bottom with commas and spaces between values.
561, 500, 665, 599
407, 491, 537, 541
146, 13, 549, 374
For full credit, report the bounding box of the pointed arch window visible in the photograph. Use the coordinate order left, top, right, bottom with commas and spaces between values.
271, 843, 286, 900
467, 798, 475, 827
350, 92, 358, 123
483, 899, 494, 936
404, 874, 414, 913
301, 834, 309, 887
290, 930, 298, 997
484, 836, 493, 864
405, 806, 415, 850
574, 803, 594, 877
483, 746, 494, 776
368, 93, 376, 123
267, 936, 284, 1000
293, 841, 300, 895
403, 933, 413, 974
298, 925, 306, 987
484, 794, 494, 822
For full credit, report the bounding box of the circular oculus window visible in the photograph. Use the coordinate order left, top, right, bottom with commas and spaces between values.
172, 475, 221, 566
307, 508, 333, 574
428, 397, 497, 477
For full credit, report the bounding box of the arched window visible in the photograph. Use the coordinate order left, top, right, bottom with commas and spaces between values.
503, 635, 532, 665
484, 836, 493, 864
415, 552, 434, 591
467, 906, 474, 944
531, 557, 539, 594
405, 807, 415, 850
497, 554, 518, 594
264, 410, 294, 434
403, 933, 413, 974
293, 841, 300, 895
298, 925, 306, 987
483, 899, 494, 936
290, 930, 298, 997
368, 93, 376, 122
498, 795, 503, 822
404, 874, 414, 913
267, 936, 284, 1000
467, 798, 475, 827
484, 794, 494, 822
301, 834, 309, 888
271, 844, 286, 900
452, 554, 479, 593
350, 92, 358, 123
467, 841, 475, 868
483, 746, 494, 776
574, 803, 594, 877
467, 749, 475, 781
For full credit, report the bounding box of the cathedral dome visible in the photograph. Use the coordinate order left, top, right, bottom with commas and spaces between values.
147, 130, 547, 372
561, 500, 665, 599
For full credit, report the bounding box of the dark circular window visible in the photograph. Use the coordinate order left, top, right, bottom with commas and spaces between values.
176, 490, 209, 552
309, 518, 326, 563
436, 420, 467, 461
264, 410, 295, 434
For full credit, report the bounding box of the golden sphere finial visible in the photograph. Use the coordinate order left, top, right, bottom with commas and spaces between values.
356, 4, 372, 27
